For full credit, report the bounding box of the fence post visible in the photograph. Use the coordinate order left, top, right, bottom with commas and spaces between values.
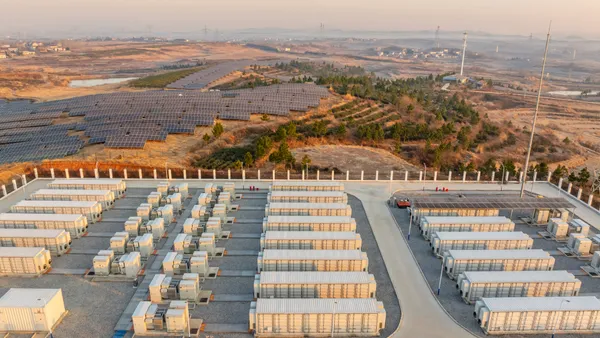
448, 171, 452, 182
375, 171, 379, 181
50, 168, 55, 179
405, 171, 408, 182
331, 171, 335, 181
532, 171, 537, 182
65, 169, 70, 179
577, 188, 583, 200
547, 172, 552, 182
317, 170, 320, 181
588, 195, 594, 206
228, 169, 231, 180
34, 168, 38, 179
491, 172, 495, 182
567, 183, 572, 194
213, 170, 216, 180
258, 170, 261, 181
124, 169, 128, 180
21, 175, 26, 186
302, 170, 305, 181
12, 180, 17, 191
168, 170, 172, 180
80, 168, 84, 178
390, 171, 394, 181
361, 171, 364, 181
198, 169, 201, 180
1, 185, 6, 196
558, 178, 563, 190
505, 171, 509, 182
433, 171, 438, 181
139, 169, 143, 179
519, 171, 524, 182
346, 171, 350, 181
272, 170, 275, 181
287, 170, 290, 181
476, 171, 481, 182
109, 169, 113, 179
242, 170, 245, 181
462, 171, 466, 182
153, 169, 157, 180
94, 168, 99, 179
419, 171, 423, 181
183, 170, 187, 180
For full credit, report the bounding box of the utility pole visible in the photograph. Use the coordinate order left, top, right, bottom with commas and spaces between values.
435, 26, 440, 49
460, 32, 468, 76
520, 21, 552, 198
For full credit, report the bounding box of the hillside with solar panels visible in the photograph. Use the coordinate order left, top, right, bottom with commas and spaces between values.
0, 84, 329, 165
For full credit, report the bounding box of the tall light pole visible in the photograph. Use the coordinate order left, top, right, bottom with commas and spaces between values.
520, 21, 552, 198
552, 299, 570, 338
437, 258, 444, 295
460, 32, 468, 76
331, 300, 338, 337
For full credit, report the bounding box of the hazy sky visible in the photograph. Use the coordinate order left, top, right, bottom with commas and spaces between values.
1, 0, 598, 38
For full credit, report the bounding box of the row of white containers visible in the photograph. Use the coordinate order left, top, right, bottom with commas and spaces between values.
252, 182, 385, 337
426, 215, 600, 335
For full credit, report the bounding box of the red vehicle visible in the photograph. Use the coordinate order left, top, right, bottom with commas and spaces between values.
396, 197, 411, 208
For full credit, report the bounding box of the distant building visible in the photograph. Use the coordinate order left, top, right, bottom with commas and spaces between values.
443, 75, 468, 84
0, 53, 7, 59
7, 47, 18, 54
21, 50, 35, 56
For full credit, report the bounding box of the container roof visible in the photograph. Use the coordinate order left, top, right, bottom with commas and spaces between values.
260, 271, 373, 284
0, 247, 47, 257
255, 298, 382, 314
264, 231, 358, 240
434, 231, 530, 240
262, 249, 364, 260
13, 200, 99, 208
266, 216, 354, 224
448, 249, 550, 260
33, 189, 112, 196
481, 296, 600, 312
0, 228, 66, 238
464, 270, 576, 283
0, 213, 85, 221
269, 191, 346, 197
422, 216, 513, 224
412, 196, 573, 210
0, 288, 61, 308
50, 179, 123, 184
267, 203, 349, 209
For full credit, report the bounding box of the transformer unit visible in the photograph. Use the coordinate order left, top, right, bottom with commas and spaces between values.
217, 192, 231, 207
173, 234, 217, 255
265, 203, 352, 217
162, 193, 182, 213
222, 182, 235, 195
10, 200, 103, 224
147, 192, 161, 208
127, 234, 154, 257
197, 193, 212, 206
110, 232, 130, 254
124, 216, 143, 237
48, 178, 126, 198
204, 217, 222, 238
132, 301, 190, 335
0, 213, 88, 239
533, 208, 570, 224
212, 204, 227, 222
590, 235, 600, 254
204, 183, 217, 194
567, 233, 592, 256
547, 218, 570, 238
110, 252, 141, 277
93, 250, 114, 276
149, 273, 200, 303
157, 182, 170, 197
191, 205, 208, 221
152, 205, 174, 224
140, 218, 165, 241
590, 252, 600, 272
30, 189, 116, 211
137, 203, 152, 221
568, 219, 590, 236
169, 183, 189, 198
183, 218, 202, 236
162, 251, 209, 276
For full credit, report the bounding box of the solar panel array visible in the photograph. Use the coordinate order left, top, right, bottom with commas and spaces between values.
0, 83, 329, 162
411, 197, 574, 210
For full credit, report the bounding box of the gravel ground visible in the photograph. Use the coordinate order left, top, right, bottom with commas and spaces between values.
223, 238, 261, 251
115, 197, 147, 208
52, 253, 94, 269
89, 221, 127, 233
348, 195, 401, 338
237, 197, 269, 207
191, 301, 252, 324
390, 204, 600, 338
203, 276, 254, 294
0, 275, 136, 338
213, 256, 258, 271
231, 209, 265, 220
70, 237, 109, 250
228, 223, 263, 234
